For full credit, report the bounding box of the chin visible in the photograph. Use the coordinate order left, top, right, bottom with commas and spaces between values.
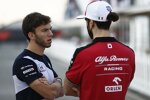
45, 44, 51, 48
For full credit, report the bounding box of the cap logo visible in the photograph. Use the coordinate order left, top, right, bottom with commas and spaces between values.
98, 17, 103, 20
106, 6, 112, 12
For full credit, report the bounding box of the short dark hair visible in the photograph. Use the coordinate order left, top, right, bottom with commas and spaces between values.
95, 21, 111, 30
87, 12, 119, 30
22, 12, 51, 40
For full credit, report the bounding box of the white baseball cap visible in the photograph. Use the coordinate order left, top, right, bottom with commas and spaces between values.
76, 0, 113, 22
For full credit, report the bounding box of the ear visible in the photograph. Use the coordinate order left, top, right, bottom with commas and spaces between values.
28, 32, 35, 40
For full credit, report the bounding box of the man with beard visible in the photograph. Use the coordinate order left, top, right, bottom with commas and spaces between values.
12, 12, 64, 100
64, 1, 135, 100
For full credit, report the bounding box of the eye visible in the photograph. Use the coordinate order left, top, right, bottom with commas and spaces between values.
43, 29, 48, 32
50, 27, 52, 30
40, 28, 48, 33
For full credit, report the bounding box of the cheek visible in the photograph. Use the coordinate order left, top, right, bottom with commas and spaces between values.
35, 34, 44, 40
40, 34, 47, 39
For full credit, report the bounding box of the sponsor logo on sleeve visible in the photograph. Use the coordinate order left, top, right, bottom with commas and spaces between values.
21, 65, 33, 70
23, 68, 34, 74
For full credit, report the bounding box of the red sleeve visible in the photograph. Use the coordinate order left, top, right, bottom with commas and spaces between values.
66, 52, 84, 85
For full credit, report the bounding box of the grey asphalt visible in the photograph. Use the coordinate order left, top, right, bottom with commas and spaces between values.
0, 42, 149, 100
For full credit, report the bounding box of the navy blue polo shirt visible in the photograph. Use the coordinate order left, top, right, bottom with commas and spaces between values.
12, 49, 58, 100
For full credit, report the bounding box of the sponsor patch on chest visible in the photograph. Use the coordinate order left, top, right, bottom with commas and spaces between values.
39, 65, 46, 72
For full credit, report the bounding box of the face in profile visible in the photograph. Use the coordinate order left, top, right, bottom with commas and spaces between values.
33, 23, 53, 48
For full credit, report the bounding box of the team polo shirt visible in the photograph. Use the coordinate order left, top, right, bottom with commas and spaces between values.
12, 49, 58, 100
66, 37, 135, 100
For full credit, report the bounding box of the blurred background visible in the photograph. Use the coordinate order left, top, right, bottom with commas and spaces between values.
0, 0, 150, 100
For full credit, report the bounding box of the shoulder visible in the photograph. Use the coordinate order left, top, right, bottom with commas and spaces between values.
13, 55, 37, 72
120, 42, 134, 52
116, 41, 135, 55
14, 57, 36, 65
76, 42, 93, 53
72, 43, 93, 60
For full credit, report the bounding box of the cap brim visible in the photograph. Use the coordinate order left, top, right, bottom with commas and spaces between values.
76, 15, 86, 19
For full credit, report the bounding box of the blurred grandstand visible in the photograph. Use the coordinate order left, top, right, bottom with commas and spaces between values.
0, 20, 62, 42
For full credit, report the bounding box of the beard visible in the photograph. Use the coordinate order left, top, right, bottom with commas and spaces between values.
87, 24, 93, 39
35, 34, 51, 48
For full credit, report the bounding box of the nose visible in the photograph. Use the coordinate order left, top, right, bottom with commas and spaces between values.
48, 30, 53, 37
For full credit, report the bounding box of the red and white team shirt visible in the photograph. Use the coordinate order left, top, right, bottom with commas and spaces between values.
66, 37, 135, 100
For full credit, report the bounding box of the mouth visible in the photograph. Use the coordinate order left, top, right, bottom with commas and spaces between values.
47, 39, 52, 43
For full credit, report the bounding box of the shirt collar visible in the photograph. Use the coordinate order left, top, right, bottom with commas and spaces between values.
93, 37, 117, 43
24, 49, 43, 58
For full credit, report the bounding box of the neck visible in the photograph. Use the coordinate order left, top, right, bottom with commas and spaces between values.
27, 41, 45, 56
93, 28, 111, 39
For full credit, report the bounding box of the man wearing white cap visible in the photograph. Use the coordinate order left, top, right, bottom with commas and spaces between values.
64, 0, 135, 100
